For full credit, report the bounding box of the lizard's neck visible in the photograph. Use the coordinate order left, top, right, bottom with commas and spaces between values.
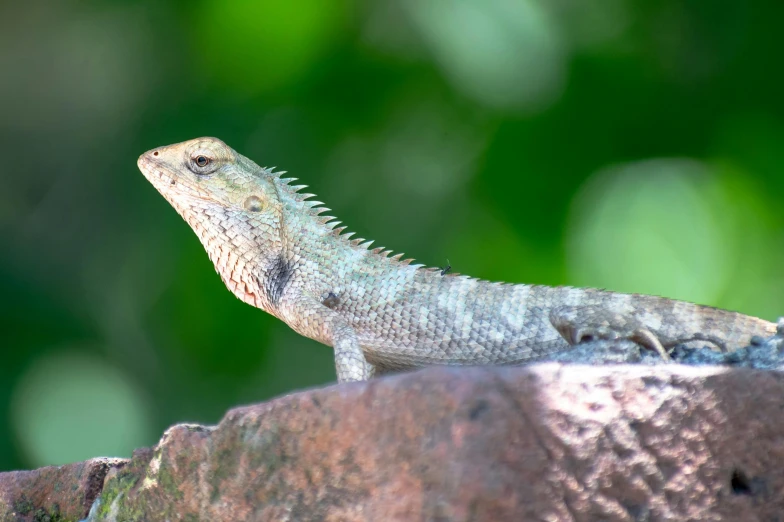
183, 176, 425, 315
272, 186, 428, 302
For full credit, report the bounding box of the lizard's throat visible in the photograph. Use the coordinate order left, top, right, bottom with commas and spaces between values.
205, 238, 270, 311
182, 208, 276, 312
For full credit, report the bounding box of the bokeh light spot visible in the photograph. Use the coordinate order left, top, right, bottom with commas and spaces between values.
566, 159, 733, 305
404, 0, 566, 112
11, 351, 154, 467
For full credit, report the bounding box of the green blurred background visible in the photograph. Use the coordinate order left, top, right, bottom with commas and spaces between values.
2, 0, 783, 471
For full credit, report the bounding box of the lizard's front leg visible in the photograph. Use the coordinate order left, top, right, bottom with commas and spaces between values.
279, 295, 375, 383
331, 321, 376, 382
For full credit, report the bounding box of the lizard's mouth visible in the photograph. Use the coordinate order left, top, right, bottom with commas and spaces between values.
137, 153, 216, 205
136, 150, 220, 216
137, 154, 193, 208
137, 153, 173, 185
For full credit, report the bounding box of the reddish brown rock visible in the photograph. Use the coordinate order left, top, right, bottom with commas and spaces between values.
0, 457, 126, 521
3, 365, 784, 521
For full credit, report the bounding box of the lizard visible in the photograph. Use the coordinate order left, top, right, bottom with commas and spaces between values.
137, 137, 778, 382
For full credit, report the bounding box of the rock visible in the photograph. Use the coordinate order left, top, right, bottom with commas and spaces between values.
0, 457, 126, 521
3, 365, 784, 521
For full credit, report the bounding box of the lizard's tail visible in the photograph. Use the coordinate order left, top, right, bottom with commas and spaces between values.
689, 304, 777, 351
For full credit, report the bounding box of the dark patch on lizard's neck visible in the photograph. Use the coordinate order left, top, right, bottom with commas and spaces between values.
262, 255, 294, 307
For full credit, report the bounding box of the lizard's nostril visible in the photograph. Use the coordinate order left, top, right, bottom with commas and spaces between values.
153, 151, 159, 156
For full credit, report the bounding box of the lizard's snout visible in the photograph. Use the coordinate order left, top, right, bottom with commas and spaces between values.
137, 148, 164, 171
139, 148, 160, 161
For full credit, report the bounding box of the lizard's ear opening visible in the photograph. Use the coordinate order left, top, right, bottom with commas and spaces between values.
243, 195, 265, 212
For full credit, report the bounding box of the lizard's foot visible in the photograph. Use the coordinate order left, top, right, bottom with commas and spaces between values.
628, 327, 671, 361
549, 305, 671, 361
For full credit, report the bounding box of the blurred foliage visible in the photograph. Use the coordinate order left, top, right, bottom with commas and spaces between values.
1, 0, 783, 470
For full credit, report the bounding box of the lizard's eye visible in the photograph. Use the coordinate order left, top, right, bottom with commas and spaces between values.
187, 152, 218, 175
194, 155, 210, 168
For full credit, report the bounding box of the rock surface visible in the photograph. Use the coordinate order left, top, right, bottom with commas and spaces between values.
3, 364, 784, 521
0, 457, 125, 522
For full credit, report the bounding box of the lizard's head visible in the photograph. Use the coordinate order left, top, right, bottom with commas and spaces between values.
137, 137, 283, 222
137, 137, 288, 307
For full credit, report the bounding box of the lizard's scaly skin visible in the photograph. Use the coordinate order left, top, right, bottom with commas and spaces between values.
137, 137, 777, 382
